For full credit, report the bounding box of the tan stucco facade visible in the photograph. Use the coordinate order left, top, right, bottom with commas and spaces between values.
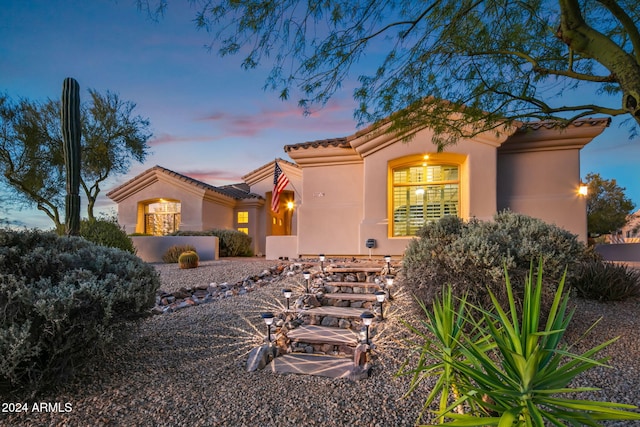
107, 118, 609, 259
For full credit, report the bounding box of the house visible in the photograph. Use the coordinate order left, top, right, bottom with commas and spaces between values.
107, 117, 610, 259
106, 161, 302, 256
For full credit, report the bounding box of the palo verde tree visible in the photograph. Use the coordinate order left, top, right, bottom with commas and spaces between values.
0, 90, 151, 230
585, 172, 635, 235
141, 0, 640, 148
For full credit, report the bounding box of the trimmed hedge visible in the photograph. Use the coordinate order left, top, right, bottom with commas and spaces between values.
0, 229, 160, 397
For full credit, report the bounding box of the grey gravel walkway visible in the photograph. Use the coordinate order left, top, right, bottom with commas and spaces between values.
1, 258, 639, 426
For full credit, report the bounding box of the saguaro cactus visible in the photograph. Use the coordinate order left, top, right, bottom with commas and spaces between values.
61, 77, 81, 236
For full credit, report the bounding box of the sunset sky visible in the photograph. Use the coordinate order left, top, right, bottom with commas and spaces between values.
2, 0, 638, 228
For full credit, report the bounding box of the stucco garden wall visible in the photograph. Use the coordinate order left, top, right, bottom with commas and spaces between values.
131, 236, 219, 263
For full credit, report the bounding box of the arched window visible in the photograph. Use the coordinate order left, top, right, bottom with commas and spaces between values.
391, 162, 459, 236
143, 199, 181, 235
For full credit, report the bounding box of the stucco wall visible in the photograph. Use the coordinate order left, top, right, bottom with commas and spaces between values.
356, 128, 501, 255
115, 180, 207, 234
131, 235, 219, 263
296, 162, 364, 255
497, 148, 587, 241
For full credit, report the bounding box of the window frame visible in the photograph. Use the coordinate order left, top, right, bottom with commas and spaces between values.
388, 154, 463, 238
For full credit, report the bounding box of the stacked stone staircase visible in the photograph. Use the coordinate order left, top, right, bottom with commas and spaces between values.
268, 263, 393, 380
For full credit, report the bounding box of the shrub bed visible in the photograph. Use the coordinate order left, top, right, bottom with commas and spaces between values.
0, 229, 160, 397
402, 211, 593, 312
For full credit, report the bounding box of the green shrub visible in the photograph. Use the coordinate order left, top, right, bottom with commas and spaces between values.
0, 229, 160, 397
170, 229, 253, 257
400, 260, 640, 425
403, 211, 592, 313
79, 216, 136, 254
162, 244, 197, 263
571, 260, 640, 301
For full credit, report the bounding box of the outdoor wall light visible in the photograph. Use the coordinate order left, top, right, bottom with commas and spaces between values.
578, 184, 588, 196
319, 254, 325, 273
375, 290, 386, 321
360, 311, 375, 345
282, 288, 292, 310
385, 275, 395, 301
302, 271, 311, 293
261, 312, 275, 343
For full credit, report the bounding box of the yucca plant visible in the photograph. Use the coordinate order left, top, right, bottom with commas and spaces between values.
428, 259, 640, 426
398, 287, 494, 424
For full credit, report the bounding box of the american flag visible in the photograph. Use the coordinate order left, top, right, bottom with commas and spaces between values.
271, 161, 290, 213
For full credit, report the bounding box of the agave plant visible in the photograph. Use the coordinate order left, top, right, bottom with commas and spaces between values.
397, 287, 493, 424
402, 258, 640, 426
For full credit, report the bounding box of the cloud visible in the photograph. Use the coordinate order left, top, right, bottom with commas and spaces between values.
176, 168, 242, 184
197, 98, 357, 139
149, 133, 213, 146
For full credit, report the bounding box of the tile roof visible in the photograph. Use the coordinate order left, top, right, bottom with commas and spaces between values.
283, 137, 350, 152
108, 165, 263, 200
516, 117, 611, 132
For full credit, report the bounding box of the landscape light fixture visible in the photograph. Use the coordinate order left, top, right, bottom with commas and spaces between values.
319, 254, 325, 273
385, 275, 395, 301
282, 288, 292, 311
360, 312, 375, 345
374, 290, 386, 321
384, 255, 391, 272
261, 312, 275, 343
302, 271, 311, 293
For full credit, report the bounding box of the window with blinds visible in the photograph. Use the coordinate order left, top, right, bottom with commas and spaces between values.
392, 164, 459, 236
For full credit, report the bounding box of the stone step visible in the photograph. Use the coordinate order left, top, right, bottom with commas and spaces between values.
270, 353, 368, 379
287, 325, 359, 346
303, 305, 369, 319
326, 267, 382, 273
323, 293, 378, 302
324, 281, 383, 289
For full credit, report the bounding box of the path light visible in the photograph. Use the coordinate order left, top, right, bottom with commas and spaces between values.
261, 312, 275, 343
282, 288, 292, 311
319, 254, 325, 273
384, 255, 391, 273
375, 290, 386, 321
385, 275, 394, 301
303, 271, 311, 293
360, 311, 375, 345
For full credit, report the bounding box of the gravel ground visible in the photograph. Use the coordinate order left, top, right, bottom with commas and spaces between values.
1, 259, 639, 427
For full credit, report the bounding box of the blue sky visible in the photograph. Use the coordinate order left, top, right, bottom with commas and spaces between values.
1, 0, 638, 228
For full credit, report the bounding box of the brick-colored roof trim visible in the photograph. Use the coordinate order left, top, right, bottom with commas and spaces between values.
284, 137, 350, 152
516, 117, 612, 132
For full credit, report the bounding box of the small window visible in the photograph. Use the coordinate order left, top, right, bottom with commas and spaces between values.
237, 227, 249, 235
237, 211, 249, 224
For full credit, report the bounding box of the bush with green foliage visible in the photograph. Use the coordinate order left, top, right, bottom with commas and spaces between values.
571, 260, 640, 301
170, 229, 253, 257
399, 260, 640, 425
79, 216, 136, 254
403, 211, 593, 312
162, 244, 197, 263
0, 229, 160, 397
